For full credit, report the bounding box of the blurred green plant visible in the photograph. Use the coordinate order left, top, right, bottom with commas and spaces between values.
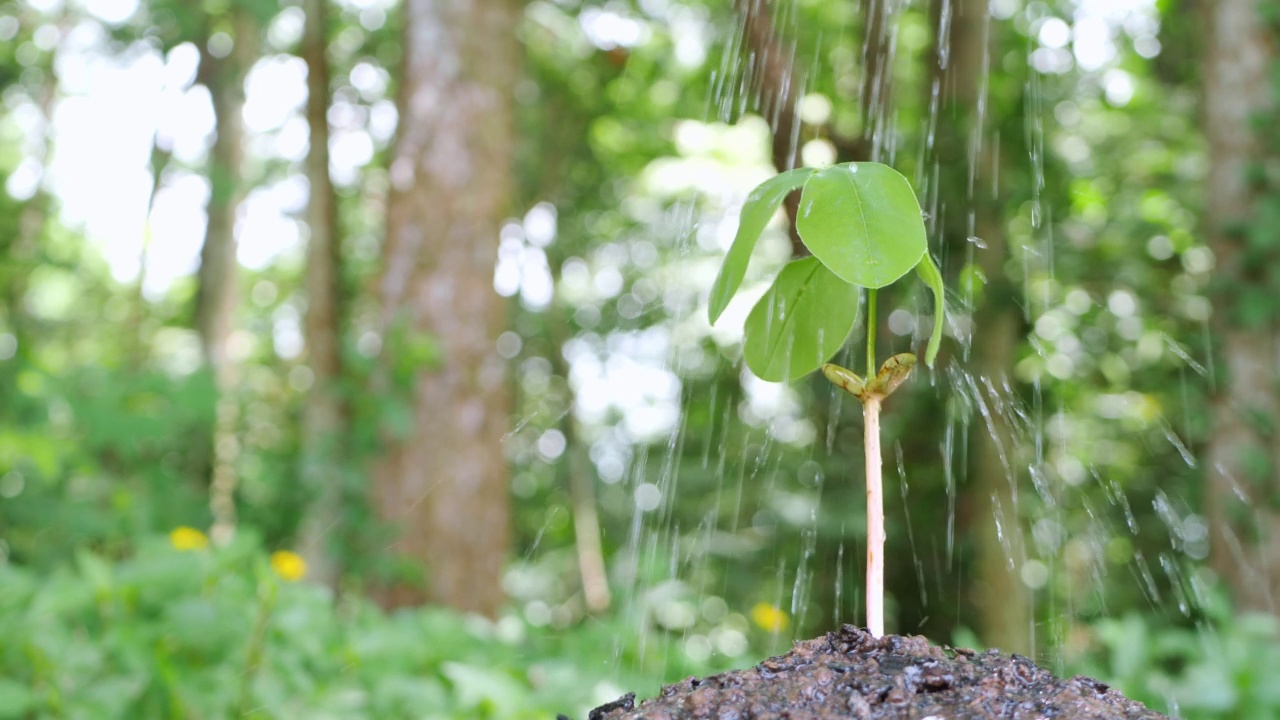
0, 530, 745, 720
1069, 594, 1280, 720
0, 361, 219, 567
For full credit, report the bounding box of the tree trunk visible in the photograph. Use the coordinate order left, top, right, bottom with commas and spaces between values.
371, 0, 517, 616
196, 9, 257, 546
737, 0, 807, 257
935, 0, 1032, 653
1202, 0, 1280, 612
296, 0, 347, 588
969, 309, 1030, 653
130, 142, 171, 364
522, 88, 611, 616
548, 310, 611, 614
737, 0, 886, 256
857, 0, 895, 161
565, 408, 612, 614
4, 72, 56, 352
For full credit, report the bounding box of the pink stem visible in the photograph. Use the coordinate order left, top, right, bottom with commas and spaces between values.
864, 395, 884, 637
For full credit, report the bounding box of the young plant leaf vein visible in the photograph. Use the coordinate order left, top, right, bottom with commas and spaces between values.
761, 260, 824, 373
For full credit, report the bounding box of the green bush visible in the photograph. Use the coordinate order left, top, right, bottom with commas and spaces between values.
0, 365, 220, 568
1071, 597, 1280, 720
0, 530, 725, 720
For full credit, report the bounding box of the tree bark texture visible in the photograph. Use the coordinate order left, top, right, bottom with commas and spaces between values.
1202, 0, 1280, 612
969, 309, 1030, 653
737, 0, 807, 257
934, 0, 1032, 653
196, 9, 257, 546
372, 0, 517, 616
195, 9, 254, 379
297, 0, 347, 587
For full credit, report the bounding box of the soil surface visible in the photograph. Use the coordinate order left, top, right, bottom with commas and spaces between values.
584, 625, 1168, 720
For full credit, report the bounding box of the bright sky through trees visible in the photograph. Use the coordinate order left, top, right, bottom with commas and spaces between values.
23, 0, 1151, 301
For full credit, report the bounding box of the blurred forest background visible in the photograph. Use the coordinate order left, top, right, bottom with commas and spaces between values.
2, 0, 1280, 716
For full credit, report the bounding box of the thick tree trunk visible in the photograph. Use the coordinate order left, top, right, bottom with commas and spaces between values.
969, 308, 1030, 653
196, 10, 257, 546
372, 0, 517, 616
1202, 0, 1280, 612
935, 0, 1031, 653
297, 0, 347, 588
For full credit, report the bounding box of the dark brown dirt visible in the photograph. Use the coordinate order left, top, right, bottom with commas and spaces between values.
585, 625, 1168, 720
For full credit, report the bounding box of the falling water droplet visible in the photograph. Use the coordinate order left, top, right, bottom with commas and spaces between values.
833, 539, 845, 626
1160, 422, 1197, 468
1133, 550, 1161, 605
966, 235, 988, 249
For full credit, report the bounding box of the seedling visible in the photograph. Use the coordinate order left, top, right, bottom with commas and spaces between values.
709, 162, 944, 637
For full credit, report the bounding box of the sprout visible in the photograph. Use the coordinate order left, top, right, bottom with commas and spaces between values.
708, 161, 946, 637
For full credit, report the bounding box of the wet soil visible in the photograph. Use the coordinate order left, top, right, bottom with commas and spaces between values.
585, 625, 1167, 720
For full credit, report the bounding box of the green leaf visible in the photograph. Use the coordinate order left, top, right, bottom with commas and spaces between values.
915, 252, 945, 367
708, 167, 816, 324
743, 257, 860, 382
795, 162, 927, 289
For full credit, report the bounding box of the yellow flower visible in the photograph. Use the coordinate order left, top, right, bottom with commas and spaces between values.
751, 602, 790, 633
170, 526, 209, 551
270, 551, 307, 582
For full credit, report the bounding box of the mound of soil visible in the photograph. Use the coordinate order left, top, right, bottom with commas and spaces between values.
585, 625, 1167, 720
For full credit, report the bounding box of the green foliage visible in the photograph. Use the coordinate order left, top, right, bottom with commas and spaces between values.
1071, 601, 1280, 720
0, 534, 719, 720
0, 362, 217, 567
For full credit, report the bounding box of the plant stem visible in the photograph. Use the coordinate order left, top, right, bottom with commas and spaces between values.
863, 287, 884, 636
866, 288, 878, 375
863, 394, 884, 637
